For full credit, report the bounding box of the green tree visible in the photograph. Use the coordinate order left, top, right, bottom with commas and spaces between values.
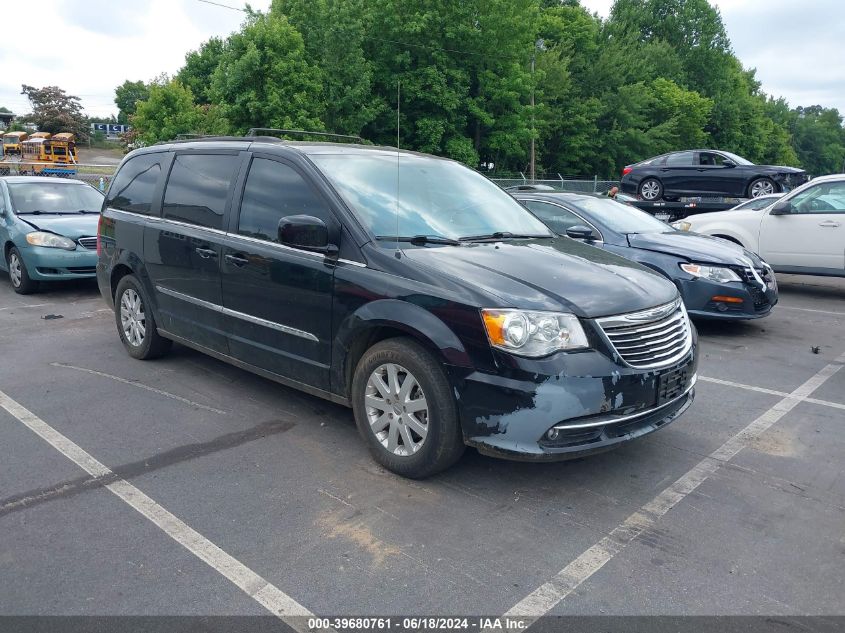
271, 0, 378, 135
791, 106, 845, 175
177, 37, 225, 105
114, 80, 150, 124
131, 79, 224, 145
20, 84, 88, 140
210, 13, 325, 134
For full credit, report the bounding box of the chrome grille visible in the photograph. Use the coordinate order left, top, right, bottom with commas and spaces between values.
597, 299, 692, 369
78, 236, 97, 250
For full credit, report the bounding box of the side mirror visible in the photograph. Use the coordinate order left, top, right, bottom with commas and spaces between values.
278, 215, 334, 253
769, 200, 793, 216
566, 225, 597, 240
722, 159, 736, 168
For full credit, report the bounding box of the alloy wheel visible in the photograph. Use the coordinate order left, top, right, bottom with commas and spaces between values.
750, 180, 775, 197
640, 180, 660, 200
120, 288, 146, 348
8, 252, 22, 288
364, 363, 429, 456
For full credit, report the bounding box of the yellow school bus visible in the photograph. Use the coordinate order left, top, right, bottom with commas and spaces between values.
20, 132, 78, 176
2, 131, 28, 154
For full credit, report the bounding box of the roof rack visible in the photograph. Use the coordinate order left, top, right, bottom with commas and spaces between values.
247, 128, 364, 144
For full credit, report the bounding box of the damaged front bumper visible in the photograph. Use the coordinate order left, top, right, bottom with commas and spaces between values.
453, 341, 698, 461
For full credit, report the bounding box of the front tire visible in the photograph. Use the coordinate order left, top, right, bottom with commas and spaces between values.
114, 275, 172, 360
7, 247, 38, 294
748, 177, 776, 198
352, 338, 465, 478
639, 177, 663, 201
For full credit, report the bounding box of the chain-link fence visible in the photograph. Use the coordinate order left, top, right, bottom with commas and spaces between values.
490, 176, 620, 194
0, 162, 116, 192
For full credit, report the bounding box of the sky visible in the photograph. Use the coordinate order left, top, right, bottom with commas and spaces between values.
1, 0, 843, 119
580, 0, 845, 114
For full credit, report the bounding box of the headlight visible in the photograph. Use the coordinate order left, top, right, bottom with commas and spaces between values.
680, 263, 741, 283
26, 231, 76, 250
671, 221, 692, 231
481, 309, 589, 357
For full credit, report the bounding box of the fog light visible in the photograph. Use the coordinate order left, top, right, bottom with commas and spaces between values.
546, 428, 560, 440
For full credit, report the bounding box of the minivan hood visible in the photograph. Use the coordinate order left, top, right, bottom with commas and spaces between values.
17, 214, 99, 239
627, 231, 760, 266
400, 238, 678, 318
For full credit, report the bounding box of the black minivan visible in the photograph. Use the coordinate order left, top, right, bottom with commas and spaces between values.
97, 137, 698, 478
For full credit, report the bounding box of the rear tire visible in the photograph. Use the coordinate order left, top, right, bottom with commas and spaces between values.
639, 177, 663, 201
114, 275, 172, 360
352, 338, 465, 478
748, 177, 776, 198
7, 247, 38, 294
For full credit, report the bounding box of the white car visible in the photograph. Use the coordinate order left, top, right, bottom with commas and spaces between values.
674, 174, 845, 277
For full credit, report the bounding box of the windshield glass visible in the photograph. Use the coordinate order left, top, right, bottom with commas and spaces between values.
8, 182, 104, 214
720, 151, 753, 166
734, 195, 779, 210
567, 196, 673, 234
310, 154, 551, 241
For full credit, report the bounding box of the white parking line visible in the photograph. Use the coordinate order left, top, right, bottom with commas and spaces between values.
0, 303, 52, 312
699, 376, 845, 412
50, 362, 227, 415
503, 352, 844, 621
0, 389, 317, 630
777, 305, 845, 317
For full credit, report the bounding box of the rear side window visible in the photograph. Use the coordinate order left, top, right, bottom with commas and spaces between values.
237, 157, 332, 242
107, 153, 163, 215
666, 152, 694, 166
163, 154, 238, 230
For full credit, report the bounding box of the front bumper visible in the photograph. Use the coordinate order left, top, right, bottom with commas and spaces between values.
678, 274, 778, 320
453, 342, 698, 461
21, 246, 98, 281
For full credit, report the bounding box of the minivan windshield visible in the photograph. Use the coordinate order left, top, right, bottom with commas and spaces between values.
311, 154, 552, 242
8, 182, 104, 215
568, 196, 673, 234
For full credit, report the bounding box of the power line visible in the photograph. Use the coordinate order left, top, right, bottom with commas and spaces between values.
195, 0, 246, 11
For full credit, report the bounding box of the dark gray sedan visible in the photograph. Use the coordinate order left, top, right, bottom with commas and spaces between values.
515, 190, 779, 320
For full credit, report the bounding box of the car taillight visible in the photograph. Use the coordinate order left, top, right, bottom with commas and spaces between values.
622, 166, 633, 176
97, 214, 104, 256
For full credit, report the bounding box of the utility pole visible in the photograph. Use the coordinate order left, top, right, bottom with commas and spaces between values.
530, 52, 535, 183
530, 39, 545, 183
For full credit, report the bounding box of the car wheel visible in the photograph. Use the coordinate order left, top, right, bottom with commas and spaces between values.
638, 178, 663, 201
7, 246, 38, 294
114, 275, 172, 360
748, 178, 776, 198
352, 338, 465, 478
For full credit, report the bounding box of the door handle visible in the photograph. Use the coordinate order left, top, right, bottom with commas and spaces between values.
225, 253, 250, 267
195, 247, 218, 259
818, 221, 841, 228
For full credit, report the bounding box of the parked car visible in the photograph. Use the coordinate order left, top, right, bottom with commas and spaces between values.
674, 174, 845, 277
621, 150, 808, 201
0, 176, 103, 294
515, 190, 778, 320
98, 139, 698, 478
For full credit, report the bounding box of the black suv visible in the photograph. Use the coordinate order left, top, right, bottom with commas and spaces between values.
97, 138, 698, 478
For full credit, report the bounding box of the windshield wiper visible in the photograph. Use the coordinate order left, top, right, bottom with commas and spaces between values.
376, 235, 461, 246
459, 231, 553, 241
75, 210, 100, 214
15, 210, 73, 216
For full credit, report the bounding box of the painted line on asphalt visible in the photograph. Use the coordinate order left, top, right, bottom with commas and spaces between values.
699, 375, 845, 412
50, 362, 227, 415
0, 389, 318, 630
777, 305, 845, 317
0, 303, 52, 312
502, 351, 845, 622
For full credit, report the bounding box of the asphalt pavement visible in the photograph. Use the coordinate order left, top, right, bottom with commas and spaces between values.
0, 272, 842, 625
